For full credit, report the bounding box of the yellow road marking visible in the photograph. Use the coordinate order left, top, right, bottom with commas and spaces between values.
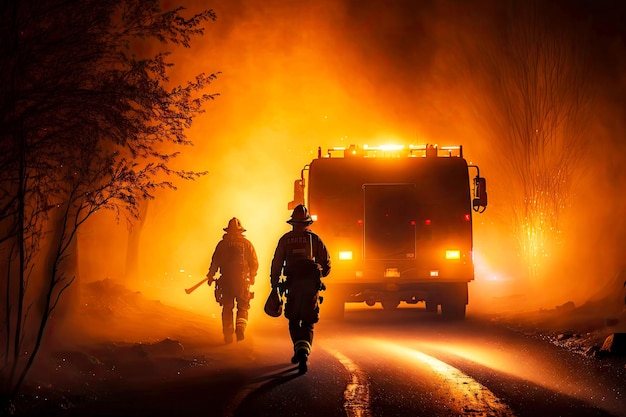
366, 339, 516, 417
324, 347, 373, 417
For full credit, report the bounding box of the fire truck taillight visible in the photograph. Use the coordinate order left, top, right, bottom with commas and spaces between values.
464, 213, 471, 221
445, 250, 461, 260
425, 219, 431, 225
339, 251, 353, 260
357, 219, 363, 226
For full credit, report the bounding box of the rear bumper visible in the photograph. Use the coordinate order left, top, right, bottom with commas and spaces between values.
328, 281, 469, 305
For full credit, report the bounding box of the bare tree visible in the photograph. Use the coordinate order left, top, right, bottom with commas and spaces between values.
468, 0, 594, 281
0, 0, 217, 407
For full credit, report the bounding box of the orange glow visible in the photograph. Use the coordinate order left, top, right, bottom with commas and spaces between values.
78, 1, 482, 317
70, 0, 624, 335
11, 8, 625, 417
367, 144, 404, 152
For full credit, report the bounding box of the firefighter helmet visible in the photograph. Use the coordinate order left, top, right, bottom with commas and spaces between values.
287, 204, 313, 225
264, 288, 283, 317
223, 217, 246, 232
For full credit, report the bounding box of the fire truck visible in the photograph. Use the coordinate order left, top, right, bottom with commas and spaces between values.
288, 144, 487, 320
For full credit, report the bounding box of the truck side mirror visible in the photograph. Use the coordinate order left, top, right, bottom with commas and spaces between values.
472, 177, 487, 213
288, 179, 305, 210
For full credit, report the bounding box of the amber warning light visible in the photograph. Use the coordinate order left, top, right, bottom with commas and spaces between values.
339, 251, 353, 260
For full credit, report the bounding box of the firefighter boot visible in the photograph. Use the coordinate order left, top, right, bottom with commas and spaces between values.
297, 350, 308, 374
235, 318, 247, 342
293, 340, 311, 374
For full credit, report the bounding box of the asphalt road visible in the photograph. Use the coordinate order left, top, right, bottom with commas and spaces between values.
46, 306, 626, 417
225, 309, 626, 417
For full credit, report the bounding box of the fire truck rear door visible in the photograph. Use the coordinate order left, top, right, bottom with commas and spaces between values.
362, 183, 417, 260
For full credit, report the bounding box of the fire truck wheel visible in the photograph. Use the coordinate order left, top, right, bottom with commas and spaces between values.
425, 301, 438, 313
441, 303, 466, 320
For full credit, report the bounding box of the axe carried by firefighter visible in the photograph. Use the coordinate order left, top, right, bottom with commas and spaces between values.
185, 276, 212, 294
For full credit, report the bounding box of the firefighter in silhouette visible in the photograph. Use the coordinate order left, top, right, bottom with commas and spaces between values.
270, 204, 331, 373
206, 218, 259, 344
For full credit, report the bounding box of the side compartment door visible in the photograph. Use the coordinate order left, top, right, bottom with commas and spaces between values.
362, 183, 417, 260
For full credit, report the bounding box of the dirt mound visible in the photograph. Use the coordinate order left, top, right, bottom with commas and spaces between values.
492, 270, 626, 359
66, 278, 219, 346
13, 279, 225, 416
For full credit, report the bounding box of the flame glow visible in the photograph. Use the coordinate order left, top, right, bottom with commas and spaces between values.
73, 0, 626, 323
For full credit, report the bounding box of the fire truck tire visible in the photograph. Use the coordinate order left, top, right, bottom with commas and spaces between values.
425, 301, 438, 313
441, 303, 466, 320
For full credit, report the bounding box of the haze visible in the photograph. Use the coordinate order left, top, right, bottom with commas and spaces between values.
74, 0, 626, 335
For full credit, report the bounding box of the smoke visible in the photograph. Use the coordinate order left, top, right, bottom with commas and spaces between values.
75, 0, 626, 328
